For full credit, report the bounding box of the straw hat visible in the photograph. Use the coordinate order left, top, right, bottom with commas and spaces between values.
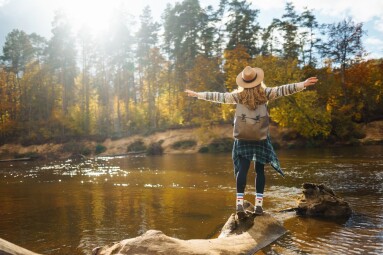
236, 66, 264, 89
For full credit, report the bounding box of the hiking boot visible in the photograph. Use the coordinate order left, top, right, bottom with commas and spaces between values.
236, 204, 246, 220
254, 205, 264, 215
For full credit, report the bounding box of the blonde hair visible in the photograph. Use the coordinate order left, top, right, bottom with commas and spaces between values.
235, 82, 267, 110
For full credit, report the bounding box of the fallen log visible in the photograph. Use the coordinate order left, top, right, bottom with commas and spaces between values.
92, 201, 287, 255
0, 238, 42, 255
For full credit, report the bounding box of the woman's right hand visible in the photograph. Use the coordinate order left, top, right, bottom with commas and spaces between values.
303, 77, 318, 87
185, 89, 198, 97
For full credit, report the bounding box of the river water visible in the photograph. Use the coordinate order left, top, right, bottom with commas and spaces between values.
0, 145, 382, 255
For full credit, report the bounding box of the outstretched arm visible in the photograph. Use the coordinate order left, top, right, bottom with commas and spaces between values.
185, 89, 238, 104
266, 77, 318, 101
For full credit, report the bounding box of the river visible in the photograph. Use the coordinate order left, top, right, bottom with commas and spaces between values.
0, 145, 382, 255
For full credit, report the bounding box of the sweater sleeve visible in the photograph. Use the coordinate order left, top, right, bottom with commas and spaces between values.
196, 92, 238, 104
265, 82, 305, 101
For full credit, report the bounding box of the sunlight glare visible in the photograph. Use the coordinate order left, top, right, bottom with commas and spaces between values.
58, 0, 117, 35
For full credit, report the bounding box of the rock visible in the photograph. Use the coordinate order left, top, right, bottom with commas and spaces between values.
296, 183, 352, 217
93, 200, 286, 255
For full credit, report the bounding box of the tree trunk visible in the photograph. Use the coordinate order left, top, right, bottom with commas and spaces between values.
92, 201, 287, 255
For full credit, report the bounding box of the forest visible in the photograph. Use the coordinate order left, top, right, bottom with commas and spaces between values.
0, 0, 382, 146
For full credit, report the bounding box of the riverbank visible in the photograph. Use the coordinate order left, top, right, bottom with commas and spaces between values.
0, 121, 382, 161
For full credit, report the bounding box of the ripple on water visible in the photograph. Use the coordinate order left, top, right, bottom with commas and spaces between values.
278, 217, 383, 255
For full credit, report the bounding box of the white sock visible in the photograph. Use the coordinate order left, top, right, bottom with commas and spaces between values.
237, 193, 244, 208
256, 193, 263, 207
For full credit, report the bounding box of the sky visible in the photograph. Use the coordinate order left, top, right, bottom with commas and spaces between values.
0, 0, 382, 59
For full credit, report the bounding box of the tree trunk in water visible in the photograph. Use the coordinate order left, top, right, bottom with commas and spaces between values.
0, 238, 42, 255
92, 201, 287, 255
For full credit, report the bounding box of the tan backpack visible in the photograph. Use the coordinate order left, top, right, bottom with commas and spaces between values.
233, 103, 269, 141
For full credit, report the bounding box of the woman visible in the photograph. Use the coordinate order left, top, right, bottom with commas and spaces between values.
185, 66, 318, 219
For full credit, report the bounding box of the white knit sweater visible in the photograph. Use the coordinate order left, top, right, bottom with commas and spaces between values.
196, 82, 305, 104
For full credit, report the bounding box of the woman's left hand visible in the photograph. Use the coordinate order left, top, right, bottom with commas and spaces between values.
185, 89, 198, 97
303, 77, 318, 87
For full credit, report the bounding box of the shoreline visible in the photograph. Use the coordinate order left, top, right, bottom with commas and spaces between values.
0, 121, 382, 161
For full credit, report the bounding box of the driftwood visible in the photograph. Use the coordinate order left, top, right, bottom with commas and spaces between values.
295, 183, 352, 217
93, 201, 286, 255
0, 238, 42, 255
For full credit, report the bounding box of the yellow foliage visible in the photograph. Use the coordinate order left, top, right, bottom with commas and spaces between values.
221, 104, 236, 121
270, 91, 332, 138
250, 55, 301, 86
183, 55, 230, 125
223, 45, 250, 91
0, 111, 15, 137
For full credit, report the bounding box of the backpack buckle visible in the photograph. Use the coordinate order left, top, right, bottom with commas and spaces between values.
241, 114, 246, 121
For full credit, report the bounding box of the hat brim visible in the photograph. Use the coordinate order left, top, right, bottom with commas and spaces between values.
236, 67, 264, 88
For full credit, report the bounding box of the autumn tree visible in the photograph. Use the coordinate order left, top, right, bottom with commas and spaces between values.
92, 38, 113, 137
107, 8, 135, 135
1, 30, 32, 123
223, 44, 250, 91
253, 56, 331, 139
225, 0, 261, 56
1, 29, 49, 139
345, 59, 383, 123
136, 6, 161, 129
163, 0, 203, 68
199, 5, 220, 57
163, 0, 205, 92
1, 29, 34, 75
319, 18, 365, 104
77, 26, 95, 134
145, 48, 166, 129
162, 0, 212, 127
46, 10, 77, 139
0, 68, 16, 141
280, 2, 300, 60
135, 8, 165, 130
260, 19, 282, 57
184, 55, 226, 125
298, 7, 320, 66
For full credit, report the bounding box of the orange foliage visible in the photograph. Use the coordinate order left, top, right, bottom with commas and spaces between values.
223, 44, 250, 91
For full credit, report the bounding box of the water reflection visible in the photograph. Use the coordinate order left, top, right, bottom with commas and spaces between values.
0, 146, 382, 254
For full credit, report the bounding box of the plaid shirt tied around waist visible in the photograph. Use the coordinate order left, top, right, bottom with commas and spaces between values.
232, 135, 284, 177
